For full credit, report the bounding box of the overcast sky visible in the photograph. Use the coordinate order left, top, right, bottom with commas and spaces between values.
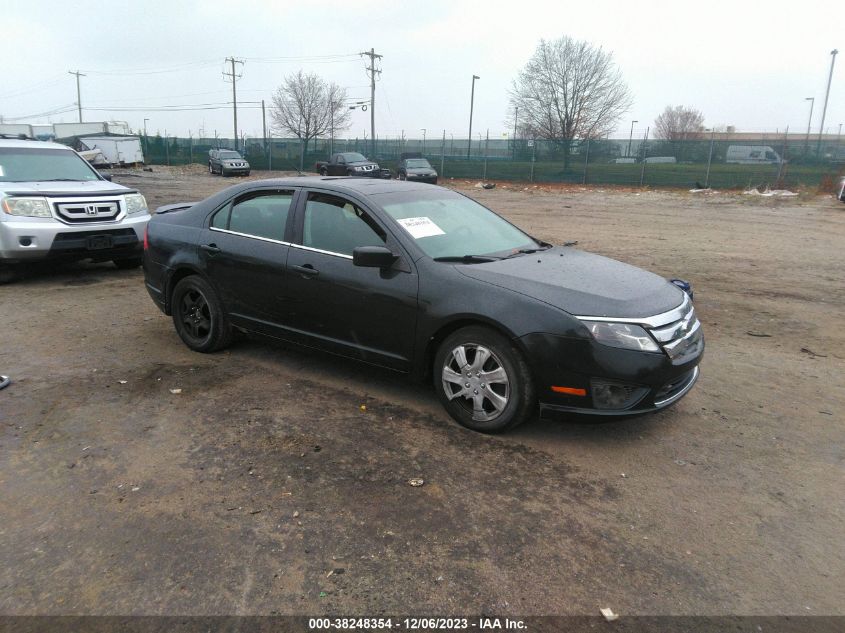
1, 0, 842, 141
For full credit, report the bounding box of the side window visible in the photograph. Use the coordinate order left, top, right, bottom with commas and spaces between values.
337, 155, 345, 164
302, 193, 385, 256
226, 192, 293, 241
211, 205, 229, 229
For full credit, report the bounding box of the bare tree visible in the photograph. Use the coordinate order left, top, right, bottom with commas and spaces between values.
509, 36, 632, 167
270, 71, 351, 169
654, 105, 705, 140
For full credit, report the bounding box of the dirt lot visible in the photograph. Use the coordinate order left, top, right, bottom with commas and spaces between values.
1, 167, 843, 617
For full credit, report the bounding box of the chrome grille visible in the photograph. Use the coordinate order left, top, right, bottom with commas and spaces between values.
55, 200, 121, 224
647, 297, 702, 361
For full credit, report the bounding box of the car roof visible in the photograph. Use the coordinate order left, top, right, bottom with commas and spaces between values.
0, 138, 75, 150
240, 176, 434, 196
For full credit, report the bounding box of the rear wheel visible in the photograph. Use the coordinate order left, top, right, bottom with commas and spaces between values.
399, 172, 406, 181
171, 275, 233, 352
434, 326, 535, 433
113, 256, 142, 270
319, 167, 328, 176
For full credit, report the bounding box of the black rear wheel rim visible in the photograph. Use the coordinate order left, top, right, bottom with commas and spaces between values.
180, 288, 212, 341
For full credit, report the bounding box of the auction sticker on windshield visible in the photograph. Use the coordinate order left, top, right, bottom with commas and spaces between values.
396, 216, 445, 239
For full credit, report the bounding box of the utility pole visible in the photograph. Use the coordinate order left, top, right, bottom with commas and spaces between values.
261, 99, 267, 149
817, 49, 838, 156
68, 70, 86, 123
467, 75, 479, 159
223, 56, 244, 151
804, 97, 815, 155
512, 106, 518, 159
627, 120, 638, 157
360, 48, 382, 158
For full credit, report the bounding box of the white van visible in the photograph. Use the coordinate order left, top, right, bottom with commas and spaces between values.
726, 145, 782, 164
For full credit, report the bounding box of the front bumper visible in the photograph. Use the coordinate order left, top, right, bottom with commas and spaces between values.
519, 328, 704, 418
0, 214, 149, 263
222, 166, 250, 176
405, 173, 438, 183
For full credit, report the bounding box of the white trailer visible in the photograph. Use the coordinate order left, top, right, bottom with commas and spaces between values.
78, 136, 145, 166
0, 124, 34, 138
726, 145, 782, 164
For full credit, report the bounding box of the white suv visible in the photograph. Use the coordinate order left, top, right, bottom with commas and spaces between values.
0, 137, 150, 283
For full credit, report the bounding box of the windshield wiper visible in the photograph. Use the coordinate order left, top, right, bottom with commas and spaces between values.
40, 178, 86, 182
433, 255, 502, 263
503, 244, 553, 259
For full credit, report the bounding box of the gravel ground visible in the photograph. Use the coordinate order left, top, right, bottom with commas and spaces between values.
1, 167, 843, 617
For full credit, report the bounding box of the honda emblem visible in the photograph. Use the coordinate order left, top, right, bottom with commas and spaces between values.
85, 205, 98, 216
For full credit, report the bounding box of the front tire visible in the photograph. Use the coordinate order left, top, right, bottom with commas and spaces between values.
319, 167, 328, 176
434, 326, 535, 433
0, 263, 20, 285
171, 276, 233, 353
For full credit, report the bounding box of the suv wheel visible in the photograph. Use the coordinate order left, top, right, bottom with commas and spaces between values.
434, 326, 536, 433
113, 257, 142, 270
0, 263, 19, 285
171, 276, 233, 352
208, 162, 213, 174
319, 167, 328, 176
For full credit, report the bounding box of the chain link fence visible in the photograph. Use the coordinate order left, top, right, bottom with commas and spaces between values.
141, 133, 845, 190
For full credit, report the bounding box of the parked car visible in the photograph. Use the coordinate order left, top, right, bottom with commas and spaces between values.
208, 149, 250, 177
0, 137, 150, 284
144, 178, 703, 432
837, 176, 845, 203
315, 152, 391, 178
396, 153, 438, 184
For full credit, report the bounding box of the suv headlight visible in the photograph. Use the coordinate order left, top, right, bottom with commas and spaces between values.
124, 193, 148, 215
1, 196, 52, 218
582, 321, 660, 353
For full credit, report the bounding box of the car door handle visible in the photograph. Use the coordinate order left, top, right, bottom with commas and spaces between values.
201, 243, 221, 254
291, 264, 319, 278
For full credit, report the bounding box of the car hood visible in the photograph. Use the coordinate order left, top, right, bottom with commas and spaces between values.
1, 180, 130, 195
455, 246, 684, 318
347, 160, 379, 167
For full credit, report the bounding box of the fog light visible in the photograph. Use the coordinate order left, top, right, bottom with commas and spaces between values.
590, 379, 649, 410
19, 237, 33, 247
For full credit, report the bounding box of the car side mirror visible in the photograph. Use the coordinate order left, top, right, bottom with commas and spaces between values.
353, 246, 398, 268
100, 173, 113, 181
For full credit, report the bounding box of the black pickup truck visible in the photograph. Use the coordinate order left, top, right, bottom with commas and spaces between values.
314, 152, 391, 178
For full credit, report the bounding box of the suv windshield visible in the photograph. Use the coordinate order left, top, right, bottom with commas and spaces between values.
0, 147, 101, 183
405, 159, 431, 168
379, 189, 538, 259
340, 153, 367, 162
219, 151, 242, 159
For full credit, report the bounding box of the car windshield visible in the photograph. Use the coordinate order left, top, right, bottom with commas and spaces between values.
378, 189, 538, 259
405, 159, 431, 168
341, 153, 367, 162
0, 147, 101, 182
219, 151, 242, 159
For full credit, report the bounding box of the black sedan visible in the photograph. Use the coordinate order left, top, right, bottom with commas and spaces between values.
143, 177, 703, 432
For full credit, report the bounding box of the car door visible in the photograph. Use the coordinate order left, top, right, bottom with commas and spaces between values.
329, 154, 345, 176
199, 188, 296, 332
283, 190, 419, 371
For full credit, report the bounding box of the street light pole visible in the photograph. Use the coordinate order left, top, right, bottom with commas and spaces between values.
421, 128, 426, 153
143, 118, 149, 158
816, 49, 838, 156
804, 97, 815, 154
627, 120, 638, 157
467, 75, 479, 159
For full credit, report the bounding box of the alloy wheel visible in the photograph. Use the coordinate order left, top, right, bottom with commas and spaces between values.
441, 343, 510, 421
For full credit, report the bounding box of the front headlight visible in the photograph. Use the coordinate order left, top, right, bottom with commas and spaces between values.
124, 193, 148, 215
582, 321, 660, 353
1, 196, 52, 218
